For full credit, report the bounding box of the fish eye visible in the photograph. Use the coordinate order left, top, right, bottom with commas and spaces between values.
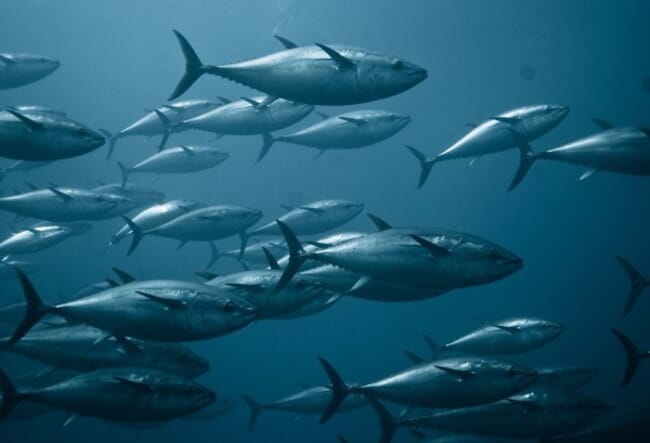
506, 368, 518, 376
223, 301, 234, 312
488, 250, 500, 261
392, 60, 405, 70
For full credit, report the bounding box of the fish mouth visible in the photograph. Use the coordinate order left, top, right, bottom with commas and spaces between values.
409, 67, 428, 82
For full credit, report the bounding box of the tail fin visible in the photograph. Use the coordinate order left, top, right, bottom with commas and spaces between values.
206, 242, 220, 269
421, 334, 439, 360
318, 356, 349, 424
257, 133, 276, 163
169, 30, 215, 100
507, 128, 537, 191
117, 162, 130, 188
121, 216, 144, 256
98, 129, 117, 160
241, 394, 262, 432
274, 220, 305, 292
404, 145, 435, 189
611, 328, 648, 388
9, 268, 52, 346
0, 369, 19, 421
366, 396, 399, 443
617, 257, 649, 316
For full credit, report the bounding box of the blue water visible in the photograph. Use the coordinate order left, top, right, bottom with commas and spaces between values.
1, 0, 649, 442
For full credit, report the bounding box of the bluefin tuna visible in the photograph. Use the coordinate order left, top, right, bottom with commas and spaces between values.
168, 30, 427, 104
405, 105, 569, 188
0, 53, 59, 89
92, 182, 165, 208
0, 108, 105, 160
259, 110, 411, 162
0, 222, 91, 256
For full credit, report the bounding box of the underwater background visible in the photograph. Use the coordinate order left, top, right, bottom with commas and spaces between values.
1, 0, 649, 441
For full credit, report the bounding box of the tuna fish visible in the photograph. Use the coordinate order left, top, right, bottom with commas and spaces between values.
168, 30, 427, 104
258, 110, 411, 162
1, 324, 209, 378
0, 160, 51, 183
106, 98, 224, 157
181, 96, 314, 156
0, 53, 60, 89
123, 205, 262, 267
117, 145, 229, 186
0, 258, 38, 279
405, 105, 569, 188
0, 187, 136, 221
110, 199, 199, 245
244, 199, 364, 248
318, 355, 537, 423
370, 387, 608, 443
616, 256, 649, 316
508, 124, 650, 190
549, 406, 650, 443
0, 368, 215, 423
275, 214, 522, 292
241, 386, 365, 431
429, 318, 564, 356
0, 107, 105, 160
7, 268, 258, 343
0, 370, 72, 422
92, 182, 165, 208
0, 222, 91, 256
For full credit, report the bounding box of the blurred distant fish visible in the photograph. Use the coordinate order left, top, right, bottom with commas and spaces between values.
117, 145, 228, 186
0, 258, 38, 279
548, 406, 650, 443
168, 30, 427, 104
0, 368, 215, 424
1, 324, 209, 378
0, 107, 105, 160
110, 199, 199, 245
422, 318, 564, 356
405, 104, 569, 188
0, 53, 59, 89
0, 222, 91, 256
259, 110, 410, 162
105, 98, 223, 158
508, 123, 650, 190
0, 187, 136, 222
241, 385, 365, 431
92, 182, 165, 208
0, 159, 52, 183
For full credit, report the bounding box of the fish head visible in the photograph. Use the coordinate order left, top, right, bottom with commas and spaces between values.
453, 237, 523, 285
274, 99, 315, 120
526, 319, 565, 343
49, 118, 106, 156
15, 54, 60, 77
174, 199, 200, 212
208, 149, 230, 163
329, 200, 365, 220
519, 104, 570, 135
234, 207, 264, 228
357, 53, 427, 98
195, 292, 259, 333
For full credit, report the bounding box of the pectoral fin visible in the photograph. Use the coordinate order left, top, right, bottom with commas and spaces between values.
62, 413, 82, 428
48, 187, 73, 202
347, 276, 371, 293
315, 43, 355, 69
179, 145, 196, 156
136, 291, 185, 309
6, 109, 45, 131
434, 364, 476, 379
410, 235, 451, 257
274, 34, 298, 49
113, 377, 153, 392
578, 169, 599, 181
366, 213, 392, 231
338, 116, 367, 126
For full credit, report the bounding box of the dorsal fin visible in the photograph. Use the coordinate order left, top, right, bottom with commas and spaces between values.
105, 278, 119, 288
241, 96, 263, 108
195, 271, 218, 280
280, 204, 295, 212
410, 235, 451, 258
404, 350, 425, 365
316, 111, 331, 120
136, 290, 185, 309
48, 187, 73, 201
274, 34, 298, 49
592, 118, 615, 130
339, 116, 367, 126
262, 247, 280, 270
112, 267, 135, 284
315, 43, 355, 69
216, 96, 231, 104
366, 213, 391, 231
25, 182, 38, 191
6, 108, 45, 131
